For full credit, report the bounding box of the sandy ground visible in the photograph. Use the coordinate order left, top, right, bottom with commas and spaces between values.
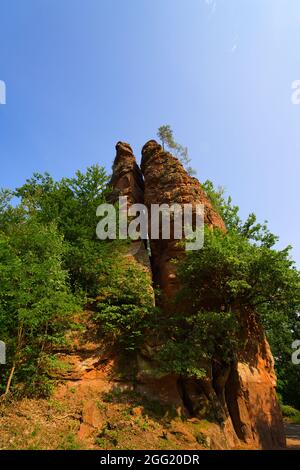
285, 424, 300, 450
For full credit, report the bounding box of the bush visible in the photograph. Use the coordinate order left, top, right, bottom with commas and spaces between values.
0, 219, 79, 396
14, 166, 110, 297
155, 224, 300, 382
281, 404, 300, 424
0, 167, 112, 396
201, 180, 300, 409
158, 311, 240, 379
94, 255, 154, 351
281, 404, 300, 417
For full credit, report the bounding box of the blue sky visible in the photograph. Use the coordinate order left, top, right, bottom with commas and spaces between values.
0, 0, 299, 265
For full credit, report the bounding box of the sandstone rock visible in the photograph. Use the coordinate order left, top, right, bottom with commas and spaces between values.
109, 141, 152, 272
82, 401, 103, 428
109, 139, 285, 449
78, 401, 104, 439
141, 140, 225, 305
170, 420, 197, 444
225, 328, 286, 448
139, 139, 285, 449
136, 374, 184, 416
130, 406, 144, 417
110, 141, 144, 206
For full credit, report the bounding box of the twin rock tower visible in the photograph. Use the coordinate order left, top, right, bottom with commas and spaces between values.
110, 140, 285, 450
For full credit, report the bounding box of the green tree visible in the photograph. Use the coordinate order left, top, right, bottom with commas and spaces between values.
0, 165, 155, 397
14, 166, 111, 296
94, 252, 154, 352
202, 180, 277, 246
157, 125, 174, 151
157, 125, 196, 175
158, 224, 300, 393
0, 219, 79, 397
199, 180, 300, 408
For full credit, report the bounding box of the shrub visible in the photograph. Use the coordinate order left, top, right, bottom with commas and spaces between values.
157, 224, 300, 382
0, 219, 79, 396
95, 255, 154, 351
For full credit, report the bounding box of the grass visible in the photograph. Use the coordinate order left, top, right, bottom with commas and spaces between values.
134, 416, 150, 431
281, 404, 300, 424
95, 436, 109, 448
96, 423, 119, 448
57, 432, 82, 450
96, 400, 107, 412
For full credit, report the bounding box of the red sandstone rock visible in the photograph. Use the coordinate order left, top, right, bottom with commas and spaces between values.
110, 141, 144, 206
225, 312, 286, 448
110, 139, 285, 449
140, 140, 285, 449
110, 141, 152, 270
141, 140, 225, 303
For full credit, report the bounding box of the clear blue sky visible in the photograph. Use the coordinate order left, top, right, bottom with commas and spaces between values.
0, 0, 299, 265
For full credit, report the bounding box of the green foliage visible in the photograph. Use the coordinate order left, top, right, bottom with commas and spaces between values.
0, 188, 13, 214
158, 309, 240, 379
179, 227, 300, 314
14, 166, 110, 296
95, 256, 154, 351
157, 183, 300, 391
281, 404, 300, 417
281, 404, 300, 424
0, 218, 79, 395
200, 180, 300, 408
157, 125, 174, 151
202, 180, 278, 247
157, 125, 196, 175
0, 165, 114, 396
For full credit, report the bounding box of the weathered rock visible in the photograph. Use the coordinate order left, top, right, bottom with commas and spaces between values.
78, 401, 104, 439
170, 420, 197, 444
109, 141, 152, 271
108, 139, 285, 449
225, 314, 286, 449
140, 139, 285, 449
110, 141, 144, 205
141, 140, 225, 304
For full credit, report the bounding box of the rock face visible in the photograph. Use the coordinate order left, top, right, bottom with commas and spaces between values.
109, 141, 151, 269
141, 140, 225, 305
225, 311, 285, 449
110, 140, 285, 449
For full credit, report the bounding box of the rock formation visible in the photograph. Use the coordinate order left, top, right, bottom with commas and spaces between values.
110, 139, 286, 449
110, 141, 144, 206
141, 140, 225, 305
109, 141, 151, 269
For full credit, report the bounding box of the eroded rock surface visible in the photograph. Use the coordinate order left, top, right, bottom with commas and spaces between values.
110, 141, 152, 270
139, 140, 285, 449
109, 139, 285, 449
141, 139, 225, 302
